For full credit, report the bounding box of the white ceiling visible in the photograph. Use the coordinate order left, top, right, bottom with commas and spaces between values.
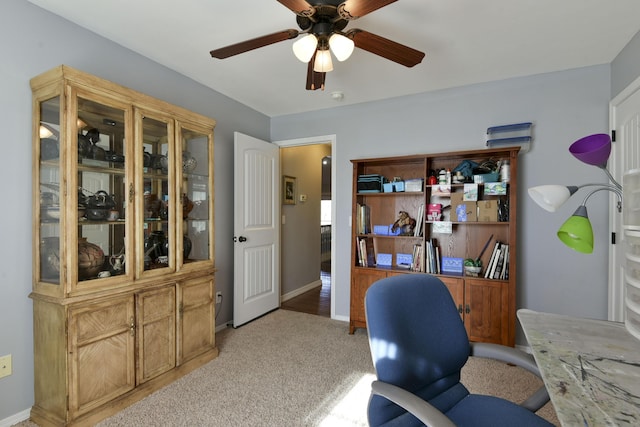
28, 0, 640, 117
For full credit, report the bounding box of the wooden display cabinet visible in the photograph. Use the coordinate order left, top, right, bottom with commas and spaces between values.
350, 147, 519, 346
30, 65, 218, 426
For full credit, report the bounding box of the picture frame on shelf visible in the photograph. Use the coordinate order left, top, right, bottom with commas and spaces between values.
283, 175, 296, 205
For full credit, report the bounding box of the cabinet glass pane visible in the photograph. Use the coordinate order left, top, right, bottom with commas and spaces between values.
39, 96, 61, 284
77, 97, 126, 281
142, 116, 171, 271
181, 129, 210, 263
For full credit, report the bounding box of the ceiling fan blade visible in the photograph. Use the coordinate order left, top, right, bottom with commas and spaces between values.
210, 29, 299, 59
348, 29, 425, 67
339, 0, 397, 19
306, 53, 326, 90
277, 0, 314, 16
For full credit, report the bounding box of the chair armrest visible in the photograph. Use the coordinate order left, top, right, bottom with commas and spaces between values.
469, 342, 550, 412
371, 380, 456, 427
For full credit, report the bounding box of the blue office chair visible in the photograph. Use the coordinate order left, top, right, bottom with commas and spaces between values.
365, 274, 553, 427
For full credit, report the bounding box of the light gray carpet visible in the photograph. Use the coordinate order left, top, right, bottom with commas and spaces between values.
17, 309, 558, 426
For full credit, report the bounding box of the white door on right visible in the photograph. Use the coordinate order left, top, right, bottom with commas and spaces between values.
609, 82, 640, 321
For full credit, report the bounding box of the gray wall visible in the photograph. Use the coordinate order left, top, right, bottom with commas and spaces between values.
272, 64, 613, 328
0, 0, 269, 420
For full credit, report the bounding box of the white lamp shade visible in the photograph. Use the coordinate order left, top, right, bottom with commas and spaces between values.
292, 34, 318, 63
329, 33, 355, 61
314, 49, 334, 72
528, 185, 576, 212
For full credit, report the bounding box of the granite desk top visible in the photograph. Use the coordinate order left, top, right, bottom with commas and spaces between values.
518, 309, 640, 427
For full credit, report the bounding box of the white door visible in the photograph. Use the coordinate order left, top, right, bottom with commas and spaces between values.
609, 80, 640, 321
233, 132, 280, 327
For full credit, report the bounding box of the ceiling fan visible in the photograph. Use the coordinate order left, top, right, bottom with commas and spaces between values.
210, 0, 425, 90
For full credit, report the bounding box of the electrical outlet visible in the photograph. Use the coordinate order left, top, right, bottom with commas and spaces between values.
216, 292, 223, 303
0, 354, 12, 379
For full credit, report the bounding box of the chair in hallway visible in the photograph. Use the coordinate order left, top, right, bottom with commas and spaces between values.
365, 274, 552, 427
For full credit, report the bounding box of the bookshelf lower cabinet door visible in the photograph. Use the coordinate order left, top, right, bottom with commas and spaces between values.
441, 277, 464, 319
463, 279, 509, 345
350, 269, 389, 334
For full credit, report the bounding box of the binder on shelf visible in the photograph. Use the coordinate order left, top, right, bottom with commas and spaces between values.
442, 257, 464, 276
486, 122, 532, 153
357, 174, 386, 193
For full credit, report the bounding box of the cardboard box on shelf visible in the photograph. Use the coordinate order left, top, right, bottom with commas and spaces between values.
477, 200, 498, 222
452, 202, 477, 222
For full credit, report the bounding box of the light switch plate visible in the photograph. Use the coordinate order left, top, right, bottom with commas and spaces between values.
0, 354, 12, 379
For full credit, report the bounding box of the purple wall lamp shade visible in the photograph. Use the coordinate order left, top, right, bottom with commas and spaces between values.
569, 133, 612, 167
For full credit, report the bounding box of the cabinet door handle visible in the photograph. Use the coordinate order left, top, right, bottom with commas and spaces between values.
129, 317, 135, 336
465, 304, 470, 314
458, 304, 463, 314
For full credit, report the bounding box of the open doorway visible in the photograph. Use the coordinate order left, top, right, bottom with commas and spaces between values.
277, 136, 335, 318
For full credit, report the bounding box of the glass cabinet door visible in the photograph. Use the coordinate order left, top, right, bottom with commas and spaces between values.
138, 111, 174, 276
76, 96, 129, 284
38, 96, 62, 285
179, 125, 213, 266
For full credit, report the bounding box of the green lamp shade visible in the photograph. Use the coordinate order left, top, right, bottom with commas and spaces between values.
557, 205, 594, 254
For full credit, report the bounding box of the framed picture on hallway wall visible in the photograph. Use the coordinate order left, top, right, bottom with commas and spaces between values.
283, 175, 296, 205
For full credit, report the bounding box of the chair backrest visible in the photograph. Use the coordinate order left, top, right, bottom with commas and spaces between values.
365, 274, 471, 426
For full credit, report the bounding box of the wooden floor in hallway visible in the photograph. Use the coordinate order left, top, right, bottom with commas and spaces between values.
281, 270, 331, 317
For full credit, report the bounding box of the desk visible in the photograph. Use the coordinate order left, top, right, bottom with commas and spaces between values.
518, 309, 640, 426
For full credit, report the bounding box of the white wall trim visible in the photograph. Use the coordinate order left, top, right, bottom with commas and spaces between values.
281, 280, 322, 302
0, 409, 30, 427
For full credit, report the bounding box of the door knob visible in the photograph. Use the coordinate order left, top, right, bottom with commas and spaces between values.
237, 236, 247, 242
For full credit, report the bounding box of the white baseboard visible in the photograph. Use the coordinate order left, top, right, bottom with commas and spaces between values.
0, 409, 30, 427
280, 280, 321, 303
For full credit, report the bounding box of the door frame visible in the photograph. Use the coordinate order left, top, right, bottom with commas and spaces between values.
274, 134, 337, 319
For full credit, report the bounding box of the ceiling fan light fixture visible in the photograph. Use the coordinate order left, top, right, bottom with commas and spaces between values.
329, 33, 354, 61
314, 49, 334, 72
292, 34, 318, 63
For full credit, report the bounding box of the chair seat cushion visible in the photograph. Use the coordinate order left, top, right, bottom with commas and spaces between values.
446, 394, 554, 427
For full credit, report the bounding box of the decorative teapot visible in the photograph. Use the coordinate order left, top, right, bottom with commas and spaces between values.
109, 253, 125, 273
85, 190, 116, 221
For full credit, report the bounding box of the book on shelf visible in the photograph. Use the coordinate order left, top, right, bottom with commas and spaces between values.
356, 203, 371, 235
425, 241, 433, 273
499, 245, 510, 280
493, 246, 505, 279
484, 241, 500, 278
411, 243, 424, 272
357, 236, 376, 267
414, 204, 424, 237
